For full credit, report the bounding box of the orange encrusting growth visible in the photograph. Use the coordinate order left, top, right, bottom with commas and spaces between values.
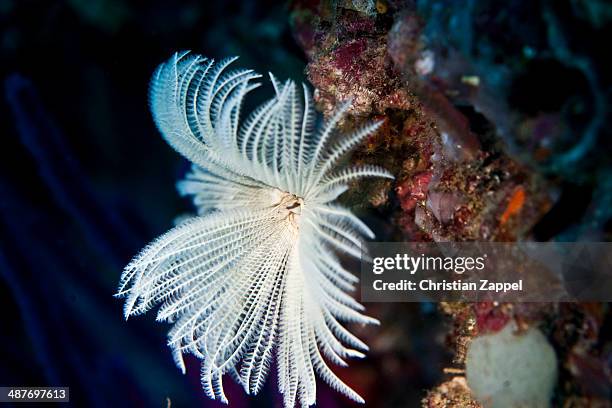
500, 187, 526, 225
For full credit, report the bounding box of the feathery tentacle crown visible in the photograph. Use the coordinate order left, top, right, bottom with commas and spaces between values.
116, 51, 392, 407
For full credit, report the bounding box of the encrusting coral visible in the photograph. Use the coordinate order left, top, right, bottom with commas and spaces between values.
115, 51, 392, 407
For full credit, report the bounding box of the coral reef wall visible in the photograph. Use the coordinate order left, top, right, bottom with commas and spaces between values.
289, 0, 611, 406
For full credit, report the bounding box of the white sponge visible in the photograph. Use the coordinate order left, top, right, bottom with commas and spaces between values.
466, 321, 557, 408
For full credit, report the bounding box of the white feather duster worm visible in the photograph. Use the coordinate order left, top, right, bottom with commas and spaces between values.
116, 51, 392, 407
